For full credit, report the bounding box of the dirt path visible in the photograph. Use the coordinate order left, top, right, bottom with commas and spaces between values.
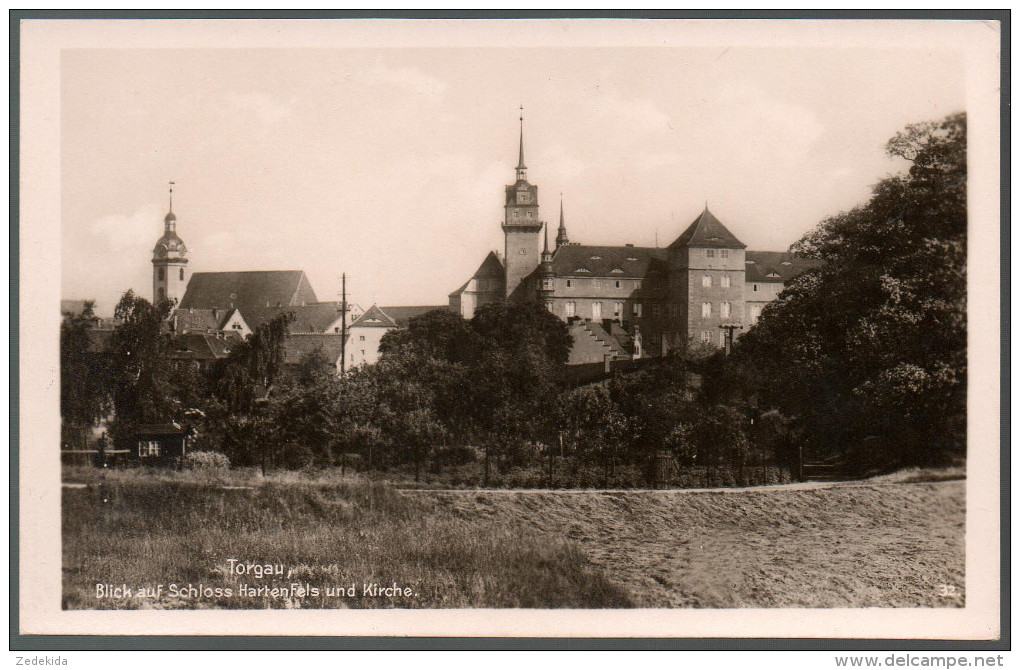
423, 480, 965, 608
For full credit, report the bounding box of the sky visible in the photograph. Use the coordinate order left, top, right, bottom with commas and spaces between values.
60, 42, 965, 315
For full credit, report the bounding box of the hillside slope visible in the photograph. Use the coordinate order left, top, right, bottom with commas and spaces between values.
428, 480, 965, 608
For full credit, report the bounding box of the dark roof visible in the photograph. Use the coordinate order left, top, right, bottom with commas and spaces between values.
449, 252, 504, 297
668, 208, 746, 250
745, 251, 821, 283
168, 332, 236, 361
260, 302, 345, 333
550, 245, 666, 278
178, 271, 319, 328
61, 299, 88, 316
172, 308, 230, 333
283, 333, 345, 365
350, 305, 398, 329
379, 305, 449, 328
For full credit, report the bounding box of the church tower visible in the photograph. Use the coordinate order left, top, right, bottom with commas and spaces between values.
502, 112, 544, 298
152, 183, 189, 306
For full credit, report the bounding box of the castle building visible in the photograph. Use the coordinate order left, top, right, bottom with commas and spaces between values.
450, 121, 818, 360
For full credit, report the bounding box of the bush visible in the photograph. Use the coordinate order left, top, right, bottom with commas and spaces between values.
182, 450, 230, 470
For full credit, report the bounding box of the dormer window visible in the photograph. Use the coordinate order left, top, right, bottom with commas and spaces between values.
611, 268, 624, 274
590, 255, 601, 260
575, 268, 590, 273
626, 257, 638, 262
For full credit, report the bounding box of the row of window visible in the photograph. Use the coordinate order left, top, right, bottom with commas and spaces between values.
700, 330, 730, 346
557, 301, 629, 319
553, 278, 642, 290
705, 249, 731, 259
550, 300, 735, 321
702, 302, 732, 318
701, 275, 732, 288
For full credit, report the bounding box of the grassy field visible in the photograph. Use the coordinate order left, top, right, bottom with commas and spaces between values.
63, 467, 964, 609
62, 468, 632, 609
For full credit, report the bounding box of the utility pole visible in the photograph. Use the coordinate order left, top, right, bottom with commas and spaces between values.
718, 323, 743, 356
339, 273, 348, 375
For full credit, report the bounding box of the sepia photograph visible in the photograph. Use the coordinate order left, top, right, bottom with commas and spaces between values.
16, 16, 1003, 641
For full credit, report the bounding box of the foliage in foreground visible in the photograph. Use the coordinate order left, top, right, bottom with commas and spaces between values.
708, 112, 967, 470
62, 475, 633, 609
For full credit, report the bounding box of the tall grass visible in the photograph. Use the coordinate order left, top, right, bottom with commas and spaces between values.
62, 472, 633, 609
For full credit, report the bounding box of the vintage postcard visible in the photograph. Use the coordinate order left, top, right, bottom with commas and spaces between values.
17, 16, 1002, 641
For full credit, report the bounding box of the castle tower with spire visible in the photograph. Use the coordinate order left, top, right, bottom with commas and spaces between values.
152, 182, 189, 306
556, 196, 569, 248
502, 110, 544, 298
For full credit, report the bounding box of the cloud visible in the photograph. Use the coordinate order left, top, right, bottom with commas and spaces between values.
89, 203, 165, 253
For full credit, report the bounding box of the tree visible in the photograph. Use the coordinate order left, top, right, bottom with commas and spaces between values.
210, 311, 295, 471
727, 112, 967, 470
558, 386, 628, 485
471, 300, 573, 366
378, 308, 481, 364
108, 291, 175, 446
60, 301, 111, 447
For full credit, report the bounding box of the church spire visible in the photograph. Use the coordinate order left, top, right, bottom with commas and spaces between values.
164, 180, 177, 231
555, 194, 569, 248
515, 106, 527, 180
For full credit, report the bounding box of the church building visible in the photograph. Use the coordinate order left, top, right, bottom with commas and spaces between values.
450, 119, 818, 361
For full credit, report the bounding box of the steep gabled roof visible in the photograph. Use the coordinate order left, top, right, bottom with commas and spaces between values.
745, 251, 821, 283
178, 271, 319, 329
449, 251, 505, 297
550, 245, 666, 278
668, 207, 746, 250
350, 304, 399, 329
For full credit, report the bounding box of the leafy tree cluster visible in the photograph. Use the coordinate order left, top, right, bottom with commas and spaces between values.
710, 112, 967, 471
